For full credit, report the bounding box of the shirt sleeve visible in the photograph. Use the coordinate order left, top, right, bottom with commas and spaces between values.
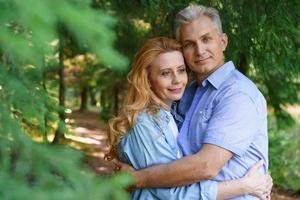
203, 90, 258, 157
120, 121, 218, 200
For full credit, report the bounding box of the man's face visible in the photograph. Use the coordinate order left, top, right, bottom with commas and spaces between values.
180, 16, 228, 81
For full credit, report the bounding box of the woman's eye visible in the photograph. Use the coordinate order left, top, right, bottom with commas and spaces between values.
161, 71, 170, 76
178, 67, 186, 73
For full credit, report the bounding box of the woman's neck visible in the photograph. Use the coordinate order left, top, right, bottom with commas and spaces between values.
161, 102, 171, 111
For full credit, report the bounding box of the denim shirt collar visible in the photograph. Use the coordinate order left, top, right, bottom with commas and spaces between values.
203, 61, 235, 89
156, 108, 171, 124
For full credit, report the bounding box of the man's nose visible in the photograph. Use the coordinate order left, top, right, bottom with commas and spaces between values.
195, 42, 205, 56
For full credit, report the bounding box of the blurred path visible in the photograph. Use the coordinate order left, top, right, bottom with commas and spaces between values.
68, 110, 300, 199
66, 110, 115, 175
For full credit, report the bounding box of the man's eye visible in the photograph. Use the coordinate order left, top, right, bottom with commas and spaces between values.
183, 43, 193, 48
202, 37, 210, 43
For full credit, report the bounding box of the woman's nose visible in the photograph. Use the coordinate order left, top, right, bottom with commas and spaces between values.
172, 74, 180, 84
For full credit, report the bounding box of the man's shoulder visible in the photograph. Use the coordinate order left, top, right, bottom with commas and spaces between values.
225, 69, 255, 88
220, 69, 264, 100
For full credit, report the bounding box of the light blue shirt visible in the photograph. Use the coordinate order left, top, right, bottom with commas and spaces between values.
119, 109, 218, 200
177, 61, 268, 200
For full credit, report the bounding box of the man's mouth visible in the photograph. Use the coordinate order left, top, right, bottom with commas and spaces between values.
195, 57, 210, 63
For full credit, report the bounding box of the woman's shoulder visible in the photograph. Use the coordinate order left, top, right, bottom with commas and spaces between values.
135, 108, 162, 124
135, 109, 152, 123
123, 109, 165, 139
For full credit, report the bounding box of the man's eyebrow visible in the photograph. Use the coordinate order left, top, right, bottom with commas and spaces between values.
201, 33, 211, 37
182, 39, 194, 43
182, 32, 211, 43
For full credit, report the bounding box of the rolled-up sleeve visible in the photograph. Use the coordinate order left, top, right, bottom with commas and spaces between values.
120, 121, 218, 200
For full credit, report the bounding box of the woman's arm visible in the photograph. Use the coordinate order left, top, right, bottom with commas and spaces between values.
217, 160, 272, 200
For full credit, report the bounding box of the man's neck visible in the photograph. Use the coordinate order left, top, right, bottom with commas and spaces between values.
196, 74, 209, 84
196, 61, 225, 84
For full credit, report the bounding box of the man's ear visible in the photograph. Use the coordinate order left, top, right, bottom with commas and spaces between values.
221, 33, 228, 51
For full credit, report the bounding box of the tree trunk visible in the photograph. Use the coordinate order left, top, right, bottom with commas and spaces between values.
53, 31, 66, 144
80, 86, 88, 111
89, 87, 97, 106
42, 61, 49, 144
238, 52, 249, 75
113, 82, 119, 115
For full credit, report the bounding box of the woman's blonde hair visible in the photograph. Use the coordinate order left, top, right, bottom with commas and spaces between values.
108, 37, 181, 151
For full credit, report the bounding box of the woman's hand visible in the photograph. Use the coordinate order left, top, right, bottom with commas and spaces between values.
104, 152, 134, 173
242, 160, 273, 200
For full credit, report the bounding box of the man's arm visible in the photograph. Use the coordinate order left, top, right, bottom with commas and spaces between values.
131, 144, 232, 188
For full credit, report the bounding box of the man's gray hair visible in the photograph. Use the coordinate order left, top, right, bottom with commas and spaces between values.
174, 5, 223, 40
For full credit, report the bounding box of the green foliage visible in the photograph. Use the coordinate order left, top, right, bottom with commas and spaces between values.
0, 107, 132, 199
90, 0, 300, 128
219, 0, 300, 125
0, 0, 131, 199
1, 0, 299, 196
268, 116, 300, 191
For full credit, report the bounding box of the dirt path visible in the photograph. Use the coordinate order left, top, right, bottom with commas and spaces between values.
66, 110, 115, 175
68, 110, 300, 200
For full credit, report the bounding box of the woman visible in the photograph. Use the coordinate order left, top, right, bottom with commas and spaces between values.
108, 37, 271, 200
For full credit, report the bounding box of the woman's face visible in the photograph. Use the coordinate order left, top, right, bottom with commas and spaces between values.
149, 50, 187, 109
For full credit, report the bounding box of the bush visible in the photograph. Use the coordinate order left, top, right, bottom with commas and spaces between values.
268, 115, 300, 191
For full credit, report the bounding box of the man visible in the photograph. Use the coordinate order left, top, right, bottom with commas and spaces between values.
120, 5, 269, 199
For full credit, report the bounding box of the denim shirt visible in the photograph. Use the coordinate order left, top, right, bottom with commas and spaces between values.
177, 61, 268, 200
119, 108, 218, 200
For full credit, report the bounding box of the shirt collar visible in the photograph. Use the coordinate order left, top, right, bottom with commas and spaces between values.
202, 61, 235, 89
157, 108, 171, 123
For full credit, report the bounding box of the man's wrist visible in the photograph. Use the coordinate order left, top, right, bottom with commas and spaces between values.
132, 170, 142, 189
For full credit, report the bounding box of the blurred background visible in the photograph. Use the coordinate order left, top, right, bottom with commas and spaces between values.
0, 0, 299, 199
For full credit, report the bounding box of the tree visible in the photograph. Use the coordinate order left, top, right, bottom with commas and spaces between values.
219, 0, 300, 128
0, 0, 131, 199
95, 0, 300, 126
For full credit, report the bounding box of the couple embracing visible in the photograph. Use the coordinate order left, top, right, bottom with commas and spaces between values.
108, 4, 272, 200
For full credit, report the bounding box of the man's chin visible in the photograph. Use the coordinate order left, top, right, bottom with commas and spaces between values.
190, 64, 207, 72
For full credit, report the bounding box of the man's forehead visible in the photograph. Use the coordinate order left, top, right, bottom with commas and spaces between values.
179, 18, 219, 42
